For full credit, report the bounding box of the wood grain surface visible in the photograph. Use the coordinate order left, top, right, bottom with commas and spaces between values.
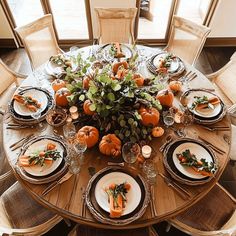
3, 46, 231, 229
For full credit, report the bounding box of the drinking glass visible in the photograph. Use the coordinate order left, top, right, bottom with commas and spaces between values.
122, 142, 140, 164
180, 111, 194, 136
73, 136, 87, 164
163, 111, 175, 128
143, 159, 157, 184
31, 108, 46, 131
63, 121, 76, 145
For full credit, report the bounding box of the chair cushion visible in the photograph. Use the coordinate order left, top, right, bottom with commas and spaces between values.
1, 182, 56, 228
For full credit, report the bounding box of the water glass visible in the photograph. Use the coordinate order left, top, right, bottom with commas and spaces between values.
73, 136, 87, 164
143, 159, 157, 183
163, 111, 175, 128
31, 108, 46, 131
122, 142, 140, 164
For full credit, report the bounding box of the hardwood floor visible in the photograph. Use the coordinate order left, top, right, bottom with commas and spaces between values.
1, 46, 236, 236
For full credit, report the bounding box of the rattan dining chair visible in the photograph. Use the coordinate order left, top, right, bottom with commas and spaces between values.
0, 182, 62, 236
94, 7, 137, 44
89, 0, 140, 43
165, 15, 211, 65
0, 59, 26, 195
15, 14, 63, 70
168, 183, 236, 236
206, 51, 236, 161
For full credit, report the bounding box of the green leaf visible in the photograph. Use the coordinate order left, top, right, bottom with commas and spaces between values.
89, 104, 96, 111
107, 93, 115, 101
119, 120, 126, 127
128, 118, 134, 125
106, 105, 112, 109
79, 94, 85, 101
111, 83, 121, 91
89, 86, 98, 94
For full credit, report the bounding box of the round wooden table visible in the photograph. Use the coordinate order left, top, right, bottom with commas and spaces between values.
3, 45, 231, 229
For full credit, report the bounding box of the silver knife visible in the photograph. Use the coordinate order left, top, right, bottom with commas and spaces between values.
42, 172, 73, 196
159, 173, 191, 199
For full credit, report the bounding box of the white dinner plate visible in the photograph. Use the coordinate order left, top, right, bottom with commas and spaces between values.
187, 91, 222, 118
95, 172, 142, 216
102, 44, 133, 61
173, 142, 214, 179
45, 61, 64, 76
22, 139, 64, 177
153, 53, 180, 73
13, 89, 48, 116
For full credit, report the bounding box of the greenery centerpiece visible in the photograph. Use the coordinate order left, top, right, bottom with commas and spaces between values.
52, 50, 165, 157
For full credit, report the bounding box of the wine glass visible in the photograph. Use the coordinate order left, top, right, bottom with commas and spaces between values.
180, 111, 194, 136
31, 108, 46, 131
63, 121, 76, 145
163, 111, 175, 128
122, 142, 140, 165
73, 136, 87, 164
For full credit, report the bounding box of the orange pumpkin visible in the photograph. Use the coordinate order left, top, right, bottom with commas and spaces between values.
77, 126, 99, 148
52, 79, 66, 92
133, 74, 144, 87
156, 89, 174, 107
116, 69, 128, 80
83, 76, 91, 90
168, 81, 182, 92
55, 88, 71, 107
152, 127, 164, 137
112, 61, 129, 74
139, 107, 160, 126
83, 100, 95, 115
99, 134, 121, 157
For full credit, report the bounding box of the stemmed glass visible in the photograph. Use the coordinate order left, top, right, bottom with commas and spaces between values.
180, 110, 194, 136
31, 108, 46, 131
73, 136, 87, 164
163, 111, 175, 128
122, 142, 140, 166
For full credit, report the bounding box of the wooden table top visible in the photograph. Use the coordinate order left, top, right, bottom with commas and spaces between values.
3, 46, 231, 229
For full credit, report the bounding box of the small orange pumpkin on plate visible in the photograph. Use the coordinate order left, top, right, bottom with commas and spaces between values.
77, 126, 99, 148
83, 76, 92, 90
83, 100, 95, 115
152, 126, 164, 137
55, 88, 71, 107
99, 134, 121, 157
156, 89, 174, 107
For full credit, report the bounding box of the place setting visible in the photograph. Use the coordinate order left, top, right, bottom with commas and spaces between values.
146, 51, 185, 77
95, 42, 134, 62
163, 137, 218, 186
14, 135, 69, 185
8, 87, 54, 126
180, 89, 227, 125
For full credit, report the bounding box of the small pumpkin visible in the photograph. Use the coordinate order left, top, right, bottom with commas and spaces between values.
139, 107, 160, 126
116, 69, 128, 80
152, 126, 164, 137
52, 79, 66, 92
99, 134, 121, 157
112, 61, 129, 74
133, 74, 144, 87
77, 126, 99, 148
168, 81, 182, 92
156, 89, 174, 107
83, 76, 92, 90
83, 100, 95, 115
55, 88, 71, 107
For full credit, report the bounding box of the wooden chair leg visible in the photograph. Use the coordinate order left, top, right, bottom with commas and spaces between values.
63, 218, 71, 227
165, 222, 171, 232
67, 224, 78, 236
148, 226, 159, 236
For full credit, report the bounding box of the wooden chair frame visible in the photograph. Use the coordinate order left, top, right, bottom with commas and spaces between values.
169, 183, 236, 236
14, 14, 63, 70
165, 15, 211, 65
94, 7, 137, 44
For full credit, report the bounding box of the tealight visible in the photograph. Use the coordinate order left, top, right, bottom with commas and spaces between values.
142, 145, 152, 158
69, 106, 79, 120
